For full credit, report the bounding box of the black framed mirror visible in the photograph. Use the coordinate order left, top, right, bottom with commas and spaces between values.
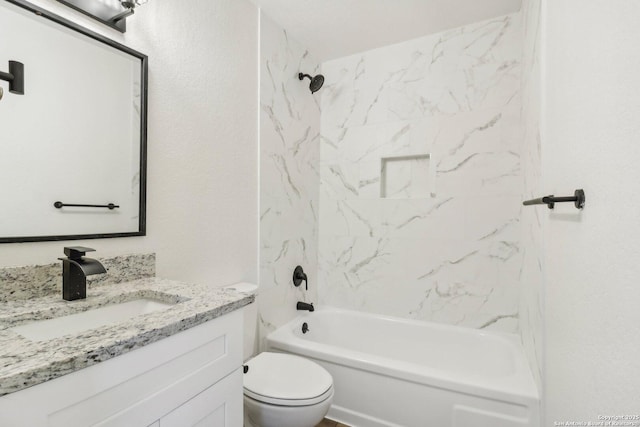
0, 0, 147, 243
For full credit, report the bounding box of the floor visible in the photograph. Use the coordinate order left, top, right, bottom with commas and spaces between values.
316, 419, 350, 427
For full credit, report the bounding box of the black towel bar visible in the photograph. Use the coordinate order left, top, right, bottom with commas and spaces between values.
54, 201, 120, 210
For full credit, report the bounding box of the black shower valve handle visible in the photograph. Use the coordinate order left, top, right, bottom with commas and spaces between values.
293, 265, 308, 290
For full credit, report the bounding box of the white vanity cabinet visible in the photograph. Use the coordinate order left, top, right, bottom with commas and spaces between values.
0, 310, 243, 427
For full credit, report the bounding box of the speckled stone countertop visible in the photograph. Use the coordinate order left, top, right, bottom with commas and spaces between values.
0, 255, 253, 396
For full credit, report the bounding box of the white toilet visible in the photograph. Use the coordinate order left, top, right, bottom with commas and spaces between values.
243, 352, 334, 427
222, 282, 334, 427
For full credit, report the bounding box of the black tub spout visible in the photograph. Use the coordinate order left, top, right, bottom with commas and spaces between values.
296, 301, 314, 312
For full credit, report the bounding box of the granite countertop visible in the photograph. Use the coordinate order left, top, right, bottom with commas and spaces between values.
0, 277, 254, 396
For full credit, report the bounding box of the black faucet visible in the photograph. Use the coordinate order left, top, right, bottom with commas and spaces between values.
293, 265, 308, 290
58, 247, 106, 301
296, 301, 314, 312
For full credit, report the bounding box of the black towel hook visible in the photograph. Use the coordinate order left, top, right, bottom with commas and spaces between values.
523, 189, 585, 210
0, 60, 25, 95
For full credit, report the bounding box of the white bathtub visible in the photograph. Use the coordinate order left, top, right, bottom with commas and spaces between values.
267, 307, 539, 427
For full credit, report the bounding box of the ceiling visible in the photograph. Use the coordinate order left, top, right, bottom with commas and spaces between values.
250, 0, 522, 62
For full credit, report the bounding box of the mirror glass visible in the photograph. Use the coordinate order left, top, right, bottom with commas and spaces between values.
0, 0, 147, 242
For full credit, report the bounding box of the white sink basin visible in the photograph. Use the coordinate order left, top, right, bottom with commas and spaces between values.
10, 299, 174, 342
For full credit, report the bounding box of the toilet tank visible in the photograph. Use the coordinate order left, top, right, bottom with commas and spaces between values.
223, 282, 258, 361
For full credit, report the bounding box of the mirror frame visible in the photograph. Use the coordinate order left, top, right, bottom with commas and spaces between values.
0, 0, 148, 243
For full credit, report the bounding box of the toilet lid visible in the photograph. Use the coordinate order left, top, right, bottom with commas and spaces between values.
243, 352, 333, 406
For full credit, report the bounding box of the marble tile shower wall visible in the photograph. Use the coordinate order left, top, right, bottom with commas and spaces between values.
318, 14, 524, 332
519, 0, 543, 392
258, 14, 321, 349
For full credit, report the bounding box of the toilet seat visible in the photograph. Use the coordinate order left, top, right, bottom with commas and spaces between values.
244, 384, 334, 407
243, 352, 333, 407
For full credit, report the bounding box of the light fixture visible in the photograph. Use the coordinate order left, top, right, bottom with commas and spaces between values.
56, 0, 149, 33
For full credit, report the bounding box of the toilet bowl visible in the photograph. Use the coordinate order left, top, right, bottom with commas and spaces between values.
243, 352, 334, 427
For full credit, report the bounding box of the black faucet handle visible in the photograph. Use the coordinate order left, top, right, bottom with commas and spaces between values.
293, 265, 308, 290
64, 246, 96, 260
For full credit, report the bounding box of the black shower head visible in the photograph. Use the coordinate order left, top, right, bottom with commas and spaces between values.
298, 72, 324, 94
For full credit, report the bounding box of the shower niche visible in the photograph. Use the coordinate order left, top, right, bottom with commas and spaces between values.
380, 154, 434, 199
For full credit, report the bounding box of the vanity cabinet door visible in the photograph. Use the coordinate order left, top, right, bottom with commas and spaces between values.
160, 368, 243, 427
0, 310, 243, 427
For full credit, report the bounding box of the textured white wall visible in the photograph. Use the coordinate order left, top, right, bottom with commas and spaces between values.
0, 0, 259, 288
251, 0, 521, 62
544, 0, 640, 421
